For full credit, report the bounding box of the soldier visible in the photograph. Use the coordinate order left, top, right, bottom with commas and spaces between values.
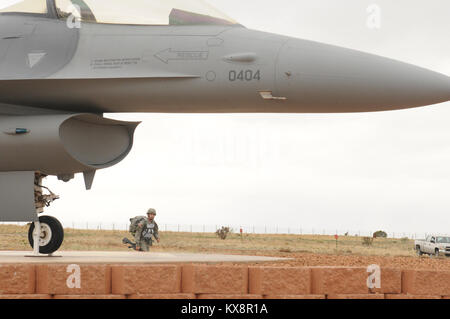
135, 208, 160, 252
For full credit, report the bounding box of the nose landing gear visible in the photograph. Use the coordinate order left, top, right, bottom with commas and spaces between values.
27, 173, 64, 255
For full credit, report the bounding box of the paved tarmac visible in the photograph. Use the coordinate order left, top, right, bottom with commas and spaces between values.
0, 251, 288, 264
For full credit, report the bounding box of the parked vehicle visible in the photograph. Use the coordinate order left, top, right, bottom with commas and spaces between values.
415, 235, 450, 257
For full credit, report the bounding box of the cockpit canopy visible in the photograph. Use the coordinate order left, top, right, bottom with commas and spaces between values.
0, 0, 47, 14
0, 0, 239, 26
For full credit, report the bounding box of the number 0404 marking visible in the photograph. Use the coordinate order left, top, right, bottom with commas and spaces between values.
229, 70, 261, 82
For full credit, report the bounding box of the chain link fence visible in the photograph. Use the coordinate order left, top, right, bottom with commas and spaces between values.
2, 221, 448, 240
43, 222, 449, 240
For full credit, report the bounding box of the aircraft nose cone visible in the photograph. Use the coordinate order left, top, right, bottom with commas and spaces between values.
276, 39, 450, 112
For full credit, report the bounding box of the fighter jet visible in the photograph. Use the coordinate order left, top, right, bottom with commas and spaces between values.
0, 0, 449, 254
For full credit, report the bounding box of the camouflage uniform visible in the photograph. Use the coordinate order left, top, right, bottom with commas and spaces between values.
134, 217, 159, 252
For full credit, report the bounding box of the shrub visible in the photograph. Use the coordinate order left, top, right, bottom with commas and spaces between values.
362, 237, 374, 246
373, 231, 388, 238
216, 227, 231, 240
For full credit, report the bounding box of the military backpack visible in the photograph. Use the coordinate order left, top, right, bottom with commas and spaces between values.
129, 216, 147, 236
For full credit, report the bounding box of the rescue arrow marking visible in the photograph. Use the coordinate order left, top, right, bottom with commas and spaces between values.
154, 48, 209, 64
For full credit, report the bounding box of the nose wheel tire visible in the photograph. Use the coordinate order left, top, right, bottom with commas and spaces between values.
28, 216, 64, 254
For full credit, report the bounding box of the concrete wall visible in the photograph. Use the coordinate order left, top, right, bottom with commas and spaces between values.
0, 264, 448, 299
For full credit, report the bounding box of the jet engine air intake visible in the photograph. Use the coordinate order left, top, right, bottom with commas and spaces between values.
0, 114, 139, 187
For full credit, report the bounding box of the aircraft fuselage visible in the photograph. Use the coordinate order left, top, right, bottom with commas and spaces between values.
1, 15, 449, 115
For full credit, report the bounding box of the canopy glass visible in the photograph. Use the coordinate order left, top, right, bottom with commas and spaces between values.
0, 0, 47, 14
55, 0, 238, 26
0, 0, 238, 26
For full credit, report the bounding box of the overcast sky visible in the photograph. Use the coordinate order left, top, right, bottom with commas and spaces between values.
43, 0, 450, 237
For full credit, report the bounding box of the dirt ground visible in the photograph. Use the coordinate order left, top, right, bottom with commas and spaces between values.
222, 250, 450, 271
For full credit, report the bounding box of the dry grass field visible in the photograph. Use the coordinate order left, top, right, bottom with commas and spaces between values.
0, 224, 413, 255
2, 224, 450, 270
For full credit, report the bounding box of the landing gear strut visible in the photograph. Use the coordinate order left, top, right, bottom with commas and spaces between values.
27, 173, 64, 255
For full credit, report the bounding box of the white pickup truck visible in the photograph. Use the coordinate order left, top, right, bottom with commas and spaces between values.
415, 235, 450, 257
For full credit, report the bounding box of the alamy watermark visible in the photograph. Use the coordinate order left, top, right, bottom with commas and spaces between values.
366, 4, 382, 30
66, 4, 82, 29
66, 264, 81, 289
367, 264, 381, 289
